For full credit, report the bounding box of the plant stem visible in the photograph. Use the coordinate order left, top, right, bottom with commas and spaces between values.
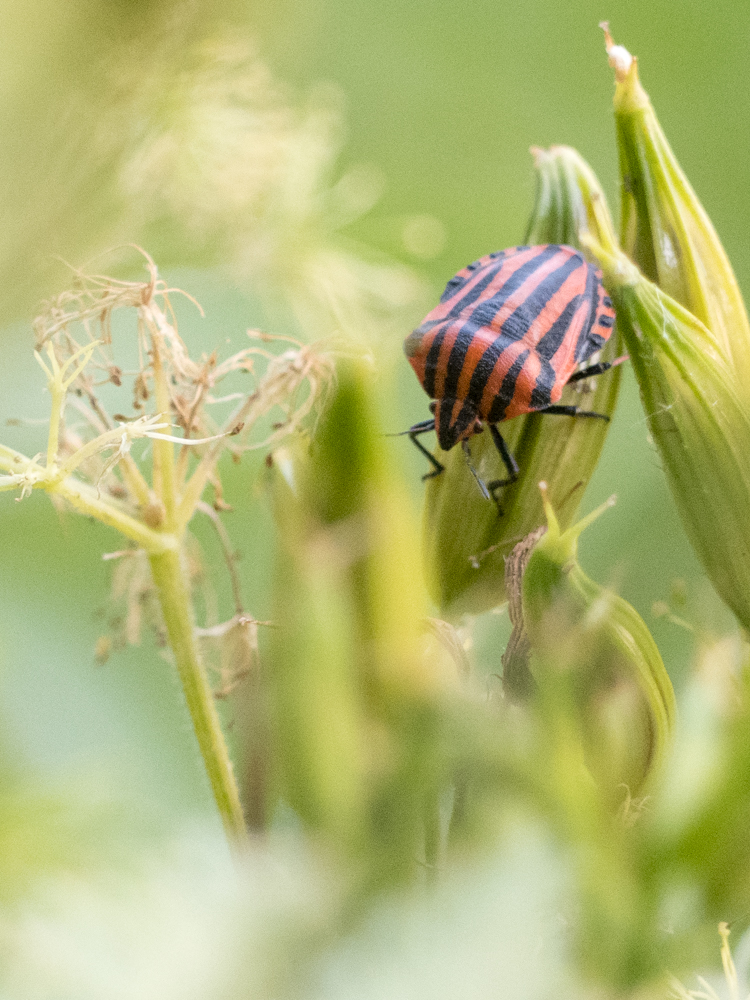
177, 391, 265, 531
0, 445, 173, 552
54, 478, 176, 553
119, 453, 152, 508
47, 378, 64, 470
0, 445, 42, 474
149, 547, 247, 847
151, 343, 177, 530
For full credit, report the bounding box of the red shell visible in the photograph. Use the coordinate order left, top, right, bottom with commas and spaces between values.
404, 245, 615, 449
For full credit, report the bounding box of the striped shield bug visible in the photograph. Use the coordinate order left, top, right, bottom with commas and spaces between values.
402, 244, 618, 503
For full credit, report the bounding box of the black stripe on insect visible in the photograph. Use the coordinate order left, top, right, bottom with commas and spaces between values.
399, 244, 623, 510
403, 359, 619, 509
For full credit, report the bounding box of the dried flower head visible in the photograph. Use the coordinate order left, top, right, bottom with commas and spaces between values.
23, 249, 336, 521
1, 249, 338, 708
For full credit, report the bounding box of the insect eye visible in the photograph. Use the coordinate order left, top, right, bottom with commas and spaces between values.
429, 401, 437, 414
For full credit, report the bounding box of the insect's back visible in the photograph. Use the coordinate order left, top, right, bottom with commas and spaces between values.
404, 245, 615, 422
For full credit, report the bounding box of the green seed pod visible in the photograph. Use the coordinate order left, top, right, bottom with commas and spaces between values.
424, 146, 621, 617
520, 487, 675, 802
525, 145, 619, 252
592, 240, 750, 633
604, 23, 750, 381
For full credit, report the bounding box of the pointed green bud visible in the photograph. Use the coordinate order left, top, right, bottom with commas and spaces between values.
592, 240, 750, 633
604, 24, 750, 380
423, 147, 621, 616
520, 486, 675, 801
525, 144, 620, 252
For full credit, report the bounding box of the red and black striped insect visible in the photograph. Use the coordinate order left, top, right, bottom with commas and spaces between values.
402, 244, 617, 503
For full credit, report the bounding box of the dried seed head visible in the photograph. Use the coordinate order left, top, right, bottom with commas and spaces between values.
141, 499, 166, 529
197, 613, 261, 700
29, 251, 336, 513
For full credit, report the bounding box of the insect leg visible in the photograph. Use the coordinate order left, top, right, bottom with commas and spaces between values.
486, 424, 519, 510
406, 419, 445, 479
566, 354, 629, 385
567, 362, 610, 383
537, 404, 610, 421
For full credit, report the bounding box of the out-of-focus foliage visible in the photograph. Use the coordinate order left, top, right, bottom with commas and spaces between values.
0, 0, 429, 339
3, 2, 750, 999
268, 364, 437, 871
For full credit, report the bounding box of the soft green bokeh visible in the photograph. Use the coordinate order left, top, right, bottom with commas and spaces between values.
0, 0, 748, 994
0, 0, 734, 865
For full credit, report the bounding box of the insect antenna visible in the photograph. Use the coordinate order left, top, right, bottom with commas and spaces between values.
461, 440, 491, 501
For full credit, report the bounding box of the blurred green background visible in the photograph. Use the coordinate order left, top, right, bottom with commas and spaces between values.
0, 1, 747, 988
1, 0, 743, 829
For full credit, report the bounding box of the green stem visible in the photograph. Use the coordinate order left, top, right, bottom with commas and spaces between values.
0, 445, 173, 552
0, 445, 42, 474
54, 478, 176, 553
47, 381, 64, 470
152, 346, 177, 531
149, 547, 247, 847
55, 425, 133, 480
177, 392, 265, 531
118, 453, 153, 509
